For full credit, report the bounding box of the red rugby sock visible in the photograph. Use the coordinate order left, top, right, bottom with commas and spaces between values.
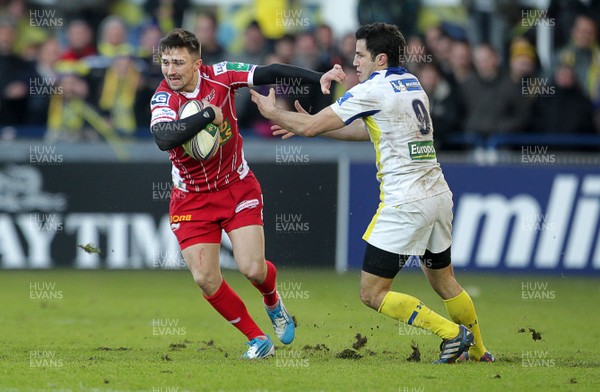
204, 280, 263, 340
252, 260, 279, 307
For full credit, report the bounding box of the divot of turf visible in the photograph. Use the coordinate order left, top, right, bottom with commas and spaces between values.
97, 347, 130, 351
406, 342, 421, 362
336, 349, 362, 359
78, 243, 101, 254
196, 339, 228, 355
352, 333, 367, 350
518, 327, 542, 341
529, 328, 542, 341
302, 344, 330, 352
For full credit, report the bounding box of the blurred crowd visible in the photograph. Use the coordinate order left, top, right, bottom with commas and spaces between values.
0, 0, 599, 148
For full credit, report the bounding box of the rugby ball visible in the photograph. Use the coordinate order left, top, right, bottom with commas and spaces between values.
178, 100, 221, 161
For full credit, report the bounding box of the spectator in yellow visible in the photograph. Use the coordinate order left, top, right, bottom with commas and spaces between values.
55, 20, 97, 76
47, 74, 126, 158
556, 14, 600, 103
98, 55, 141, 135
98, 16, 134, 58
509, 37, 538, 84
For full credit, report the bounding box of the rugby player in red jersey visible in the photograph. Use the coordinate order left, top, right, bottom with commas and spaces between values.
150, 28, 345, 359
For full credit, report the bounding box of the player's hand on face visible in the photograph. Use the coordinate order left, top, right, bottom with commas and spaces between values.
249, 88, 276, 118
320, 64, 346, 95
203, 101, 223, 125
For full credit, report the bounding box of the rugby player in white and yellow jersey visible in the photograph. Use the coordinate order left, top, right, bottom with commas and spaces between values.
250, 22, 494, 364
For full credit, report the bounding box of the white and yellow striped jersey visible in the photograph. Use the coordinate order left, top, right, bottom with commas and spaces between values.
330, 67, 450, 206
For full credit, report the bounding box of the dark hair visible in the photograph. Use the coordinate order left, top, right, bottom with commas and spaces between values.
355, 23, 405, 67
160, 28, 201, 58
475, 42, 497, 55
198, 12, 218, 27
246, 20, 262, 32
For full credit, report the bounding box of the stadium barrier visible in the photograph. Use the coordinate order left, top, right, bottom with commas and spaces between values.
1, 139, 599, 273
348, 162, 600, 273
445, 133, 600, 150
0, 160, 337, 269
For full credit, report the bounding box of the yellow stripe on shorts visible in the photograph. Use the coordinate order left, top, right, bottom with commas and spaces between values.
363, 202, 385, 241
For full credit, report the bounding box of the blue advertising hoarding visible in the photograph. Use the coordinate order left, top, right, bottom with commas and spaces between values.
348, 162, 600, 273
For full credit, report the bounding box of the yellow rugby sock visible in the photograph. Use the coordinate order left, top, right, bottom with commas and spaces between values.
444, 290, 487, 358
378, 291, 459, 340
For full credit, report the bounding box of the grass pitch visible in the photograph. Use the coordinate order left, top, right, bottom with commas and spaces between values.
1, 268, 599, 391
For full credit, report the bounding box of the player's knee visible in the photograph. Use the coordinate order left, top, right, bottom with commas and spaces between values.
190, 270, 220, 293
238, 259, 266, 283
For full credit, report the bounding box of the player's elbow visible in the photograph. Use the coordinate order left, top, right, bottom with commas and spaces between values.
303, 128, 318, 138
151, 124, 175, 151
155, 141, 172, 151
302, 119, 323, 138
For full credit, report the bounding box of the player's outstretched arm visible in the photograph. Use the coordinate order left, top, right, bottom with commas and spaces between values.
321, 119, 370, 141
250, 88, 345, 138
253, 64, 345, 94
271, 100, 369, 141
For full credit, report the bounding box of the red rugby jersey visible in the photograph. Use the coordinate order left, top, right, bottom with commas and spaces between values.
150, 61, 256, 192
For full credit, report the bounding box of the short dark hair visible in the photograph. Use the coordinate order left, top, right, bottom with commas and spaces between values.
160, 28, 201, 58
355, 23, 405, 67
198, 12, 218, 28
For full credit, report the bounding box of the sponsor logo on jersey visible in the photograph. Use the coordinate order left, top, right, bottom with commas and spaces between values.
170, 214, 192, 223
235, 199, 260, 213
401, 78, 422, 91
151, 92, 171, 107
151, 108, 177, 123
408, 140, 436, 160
170, 223, 181, 231
390, 78, 422, 93
226, 62, 251, 72
218, 120, 233, 145
213, 61, 227, 75
203, 89, 216, 103
336, 91, 353, 106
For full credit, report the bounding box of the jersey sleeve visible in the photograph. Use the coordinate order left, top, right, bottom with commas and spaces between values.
212, 61, 257, 89
149, 90, 178, 128
329, 81, 381, 125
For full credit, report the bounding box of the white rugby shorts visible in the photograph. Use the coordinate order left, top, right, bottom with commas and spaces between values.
362, 191, 453, 255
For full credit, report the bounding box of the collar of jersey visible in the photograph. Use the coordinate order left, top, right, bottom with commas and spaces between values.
384, 67, 408, 77
180, 69, 201, 98
364, 67, 409, 82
